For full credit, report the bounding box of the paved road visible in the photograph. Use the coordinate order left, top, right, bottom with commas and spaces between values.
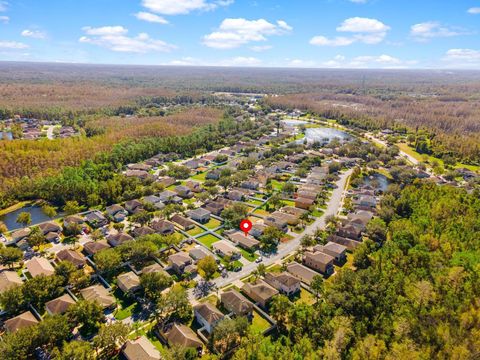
210, 169, 353, 289
365, 133, 419, 165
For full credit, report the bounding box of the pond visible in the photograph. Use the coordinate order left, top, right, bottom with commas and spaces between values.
281, 119, 309, 127
362, 173, 390, 192
282, 119, 351, 144
0, 131, 13, 140
0, 205, 61, 231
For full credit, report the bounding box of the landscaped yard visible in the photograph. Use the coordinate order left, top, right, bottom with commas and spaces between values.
253, 208, 270, 217
238, 248, 258, 262
246, 199, 264, 207
204, 218, 222, 230
282, 199, 295, 207
113, 289, 139, 320
186, 226, 204, 236
197, 234, 221, 248
191, 172, 207, 181
311, 209, 324, 217
291, 288, 315, 305
251, 310, 272, 333
130, 321, 165, 352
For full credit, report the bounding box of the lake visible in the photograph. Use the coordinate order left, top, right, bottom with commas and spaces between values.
281, 119, 351, 144
363, 173, 390, 192
0, 205, 61, 231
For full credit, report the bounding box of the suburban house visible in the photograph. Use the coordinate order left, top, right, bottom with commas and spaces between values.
168, 251, 193, 275
125, 199, 143, 214
105, 204, 128, 222
189, 247, 211, 262
4, 311, 39, 333
295, 197, 315, 210
221, 289, 254, 318
56, 249, 86, 268
337, 224, 363, 241
10, 228, 31, 244
227, 190, 244, 201
185, 180, 202, 193
79, 285, 116, 310
212, 240, 240, 259
175, 185, 193, 199
0, 271, 23, 294
143, 195, 165, 210
151, 219, 175, 235
171, 214, 195, 231
193, 302, 224, 334
183, 159, 200, 169
251, 223, 267, 238
303, 251, 335, 276
157, 176, 176, 188
163, 323, 203, 353
271, 211, 299, 226
142, 263, 169, 276
228, 231, 260, 251
106, 232, 134, 247
355, 195, 377, 208
83, 240, 110, 256
264, 214, 289, 232
125, 169, 149, 180
264, 272, 301, 296
122, 336, 161, 360
242, 279, 279, 308
117, 272, 141, 294
206, 169, 221, 180
85, 210, 108, 228
286, 262, 321, 285
158, 190, 181, 204
127, 163, 151, 172
63, 215, 85, 229
25, 257, 55, 277
327, 234, 362, 251
45, 294, 76, 315
131, 225, 155, 238
280, 206, 308, 217
314, 242, 347, 264
203, 201, 224, 216
241, 180, 260, 191
186, 208, 211, 224
38, 222, 62, 242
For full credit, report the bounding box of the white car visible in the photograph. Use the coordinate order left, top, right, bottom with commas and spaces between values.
255, 257, 263, 263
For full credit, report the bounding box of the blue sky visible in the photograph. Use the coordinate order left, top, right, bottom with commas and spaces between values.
0, 0, 479, 68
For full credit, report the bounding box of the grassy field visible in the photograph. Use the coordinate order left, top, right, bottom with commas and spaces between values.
204, 218, 222, 229
239, 248, 258, 262
197, 234, 220, 248
246, 199, 264, 207
251, 310, 272, 333
186, 226, 204, 236
282, 199, 295, 207
398, 143, 480, 172
190, 172, 207, 181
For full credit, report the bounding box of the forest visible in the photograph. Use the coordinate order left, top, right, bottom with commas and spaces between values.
232, 182, 480, 359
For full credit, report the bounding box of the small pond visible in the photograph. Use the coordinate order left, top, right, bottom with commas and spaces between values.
362, 173, 390, 192
0, 205, 61, 231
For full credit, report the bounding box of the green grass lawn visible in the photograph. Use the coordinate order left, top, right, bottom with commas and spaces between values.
114, 301, 139, 320
130, 321, 165, 352
191, 172, 207, 181
282, 199, 295, 207
246, 199, 264, 207
254, 193, 266, 199
239, 248, 258, 262
253, 208, 270, 217
251, 310, 272, 333
197, 234, 221, 248
270, 180, 285, 191
291, 288, 315, 305
204, 218, 222, 229
311, 209, 324, 217
186, 226, 204, 236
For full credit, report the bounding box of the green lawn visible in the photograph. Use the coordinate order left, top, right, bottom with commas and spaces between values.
311, 209, 324, 217
246, 199, 264, 207
253, 208, 270, 217
191, 172, 207, 181
251, 310, 271, 333
282, 199, 295, 207
239, 248, 258, 262
130, 322, 165, 352
270, 180, 285, 191
114, 302, 138, 320
186, 226, 204, 236
197, 234, 221, 248
204, 218, 222, 229
291, 288, 315, 305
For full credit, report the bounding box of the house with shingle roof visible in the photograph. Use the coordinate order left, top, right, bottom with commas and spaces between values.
171, 214, 195, 231
163, 322, 203, 352
80, 285, 116, 310
168, 252, 193, 275
26, 257, 55, 277
4, 311, 39, 333
56, 249, 86, 268
186, 208, 211, 224
286, 262, 319, 285
83, 240, 111, 256
303, 251, 334, 276
0, 271, 23, 293
132, 226, 155, 238
45, 293, 76, 315
117, 272, 141, 294
227, 231, 260, 251
314, 242, 347, 264
193, 302, 224, 334
151, 219, 175, 235
122, 336, 161, 360
212, 240, 240, 259
221, 289, 253, 318
264, 272, 301, 296
106, 232, 134, 247
242, 279, 279, 308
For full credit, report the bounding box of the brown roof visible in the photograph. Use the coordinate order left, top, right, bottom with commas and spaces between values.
117, 271, 141, 293
304, 251, 334, 266
194, 302, 224, 325
122, 336, 161, 360
228, 232, 260, 249
142, 263, 168, 276
4, 311, 39, 333
56, 249, 86, 267
242, 279, 279, 303
26, 257, 55, 277
164, 323, 203, 350
45, 293, 76, 314
286, 262, 318, 285
83, 240, 111, 255
171, 214, 195, 229
80, 285, 116, 309
151, 219, 174, 233
0, 271, 23, 293
221, 289, 253, 316
265, 272, 300, 288
168, 252, 192, 267
106, 232, 133, 247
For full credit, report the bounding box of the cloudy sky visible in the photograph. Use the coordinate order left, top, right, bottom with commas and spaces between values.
0, 0, 479, 68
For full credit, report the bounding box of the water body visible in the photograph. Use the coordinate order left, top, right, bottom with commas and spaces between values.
281, 119, 309, 126
0, 205, 61, 231
281, 119, 351, 144
0, 131, 13, 140
363, 173, 390, 192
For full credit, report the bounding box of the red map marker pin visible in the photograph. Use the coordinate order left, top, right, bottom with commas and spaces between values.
240, 219, 252, 237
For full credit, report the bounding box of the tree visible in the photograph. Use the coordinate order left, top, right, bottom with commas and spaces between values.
353, 239, 378, 269
94, 322, 130, 358
54, 260, 77, 285
130, 210, 153, 225
282, 182, 295, 194
16, 212, 31, 227
94, 249, 122, 273
64, 222, 82, 237
26, 226, 46, 248
210, 317, 249, 353
155, 286, 192, 326
0, 221, 7, 234
366, 218, 387, 244
300, 234, 315, 249
0, 284, 24, 314
269, 194, 284, 210
42, 205, 57, 218
270, 295, 291, 333
63, 200, 81, 215
310, 275, 324, 303
52, 341, 94, 360
0, 246, 23, 268
140, 271, 173, 302
221, 203, 249, 229
260, 226, 283, 252
197, 255, 217, 281
67, 300, 105, 334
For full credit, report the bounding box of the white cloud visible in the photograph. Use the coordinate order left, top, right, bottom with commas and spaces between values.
311, 17, 390, 47
467, 7, 480, 14
79, 25, 175, 53
0, 40, 28, 49
410, 22, 465, 41
310, 36, 355, 47
0, 1, 7, 12
250, 45, 272, 52
203, 18, 292, 49
141, 0, 232, 15
443, 48, 480, 67
220, 56, 262, 66
0, 15, 8, 23
321, 54, 416, 69
287, 59, 317, 67
349, 0, 368, 3
134, 11, 168, 24
21, 29, 47, 39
